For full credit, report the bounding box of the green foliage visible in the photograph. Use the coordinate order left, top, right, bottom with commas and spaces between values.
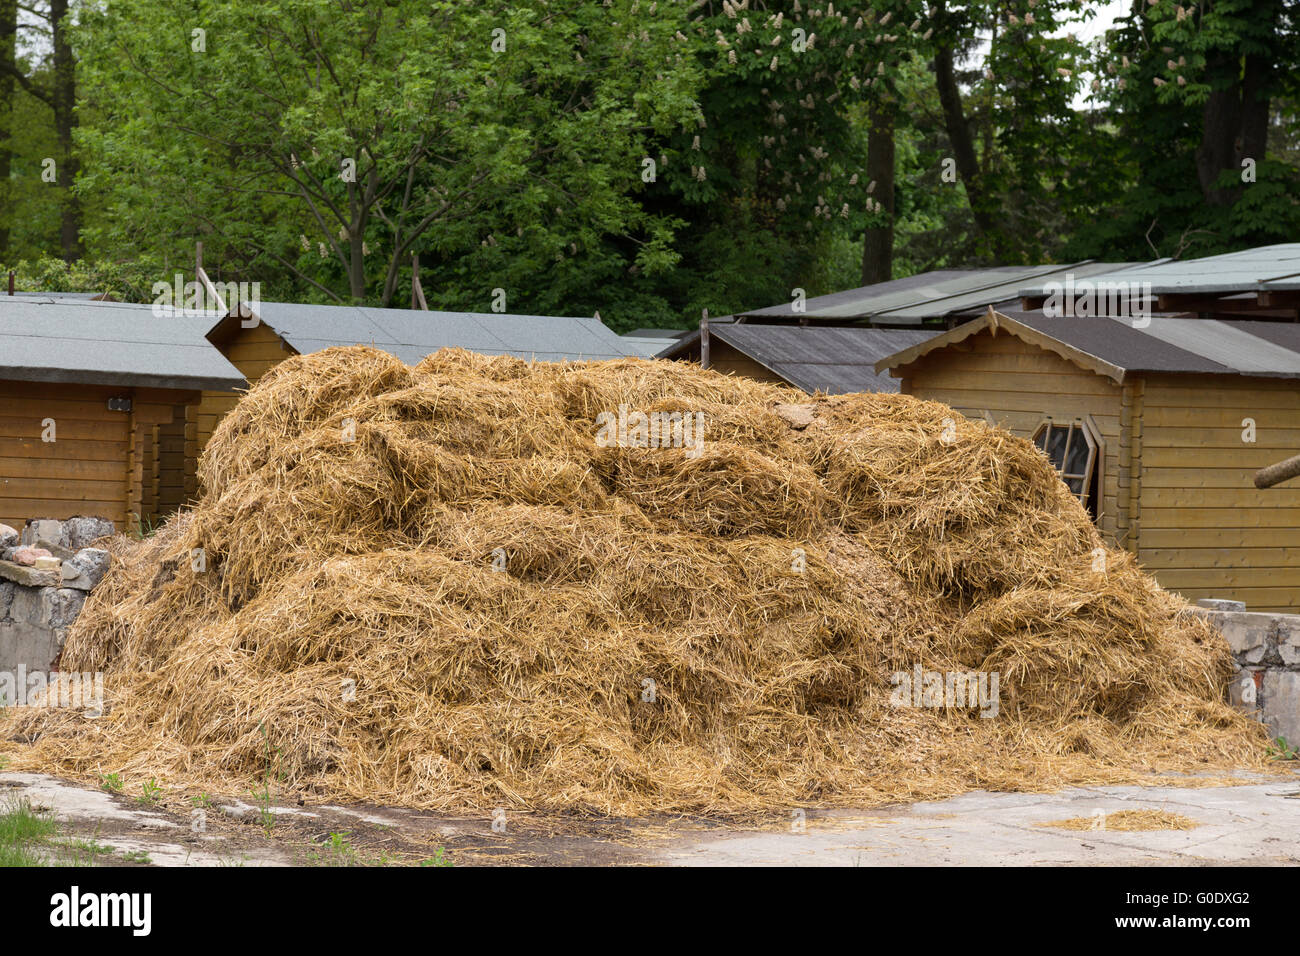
1070, 0, 1300, 259
0, 797, 58, 867
0, 256, 163, 301
420, 847, 454, 867
0, 0, 1296, 325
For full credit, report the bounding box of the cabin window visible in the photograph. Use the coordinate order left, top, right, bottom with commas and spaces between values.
1032, 418, 1100, 517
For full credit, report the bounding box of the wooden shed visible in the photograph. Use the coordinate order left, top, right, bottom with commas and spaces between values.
185, 301, 653, 497
876, 309, 1300, 612
0, 298, 245, 531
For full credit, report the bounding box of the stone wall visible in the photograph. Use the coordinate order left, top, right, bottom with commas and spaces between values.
0, 517, 113, 680
1193, 599, 1300, 745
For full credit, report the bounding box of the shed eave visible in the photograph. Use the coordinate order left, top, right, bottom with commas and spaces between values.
0, 367, 245, 391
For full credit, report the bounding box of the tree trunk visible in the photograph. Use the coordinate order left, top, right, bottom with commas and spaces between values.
932, 40, 998, 246
51, 0, 81, 260
860, 101, 895, 286
1196, 51, 1270, 207
0, 0, 16, 258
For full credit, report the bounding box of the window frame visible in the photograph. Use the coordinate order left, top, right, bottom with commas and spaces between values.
1031, 416, 1103, 515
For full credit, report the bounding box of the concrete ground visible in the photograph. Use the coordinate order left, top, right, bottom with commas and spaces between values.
3, 770, 1298, 866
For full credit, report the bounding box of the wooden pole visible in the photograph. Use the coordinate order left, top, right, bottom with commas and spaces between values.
411, 254, 428, 310
1255, 453, 1300, 489
699, 309, 710, 370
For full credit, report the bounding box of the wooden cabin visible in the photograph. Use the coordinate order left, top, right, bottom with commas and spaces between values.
876, 309, 1300, 612
0, 299, 244, 531
186, 301, 653, 497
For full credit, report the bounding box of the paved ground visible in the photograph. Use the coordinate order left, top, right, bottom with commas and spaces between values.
3, 770, 1298, 866
655, 780, 1300, 866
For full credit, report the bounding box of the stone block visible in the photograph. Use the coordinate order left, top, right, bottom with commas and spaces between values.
21, 519, 65, 548
1262, 671, 1300, 745
1227, 666, 1262, 716
0, 523, 17, 550
1200, 610, 1271, 663
46, 589, 86, 629
33, 538, 75, 561
0, 620, 61, 675
62, 516, 116, 550
0, 580, 13, 620
33, 556, 62, 572
0, 559, 60, 588
61, 548, 111, 591
1275, 615, 1300, 667
11, 545, 52, 567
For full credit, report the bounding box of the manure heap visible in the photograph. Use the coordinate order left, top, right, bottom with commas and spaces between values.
3, 347, 1268, 813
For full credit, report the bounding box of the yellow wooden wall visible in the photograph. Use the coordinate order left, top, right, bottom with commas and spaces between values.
183, 322, 293, 498
0, 381, 191, 533
901, 330, 1126, 543
1135, 373, 1300, 612
703, 341, 789, 385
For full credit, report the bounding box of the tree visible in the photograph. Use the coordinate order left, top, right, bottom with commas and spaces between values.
75, 0, 703, 305
1070, 0, 1300, 259
0, 0, 16, 256
0, 0, 80, 260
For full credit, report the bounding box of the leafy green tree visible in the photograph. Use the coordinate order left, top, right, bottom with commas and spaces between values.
75, 0, 703, 305
1070, 0, 1300, 259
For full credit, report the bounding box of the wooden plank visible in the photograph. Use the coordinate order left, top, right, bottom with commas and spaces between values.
0, 437, 129, 461
0, 479, 128, 503
1141, 507, 1300, 528
913, 369, 1120, 397
1143, 426, 1300, 448
1141, 487, 1297, 508
1139, 547, 1300, 569
0, 396, 138, 419
1150, 566, 1300, 589
908, 386, 1111, 418
0, 417, 128, 441
1142, 468, 1279, 489
0, 496, 126, 524
1141, 447, 1300, 468
1152, 586, 1299, 612
912, 353, 1112, 376
1140, 528, 1300, 549
1144, 407, 1297, 428
1141, 387, 1300, 411
0, 457, 130, 481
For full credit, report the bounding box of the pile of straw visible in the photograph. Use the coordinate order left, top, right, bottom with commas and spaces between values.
1, 347, 1268, 814
1040, 809, 1200, 831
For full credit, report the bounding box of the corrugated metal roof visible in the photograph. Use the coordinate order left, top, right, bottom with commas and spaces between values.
4, 291, 109, 301
620, 336, 678, 359
738, 263, 1147, 324
0, 298, 247, 390
227, 302, 648, 362
739, 269, 981, 320
624, 327, 690, 339
1017, 244, 1300, 296
665, 324, 940, 393
880, 262, 1149, 320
